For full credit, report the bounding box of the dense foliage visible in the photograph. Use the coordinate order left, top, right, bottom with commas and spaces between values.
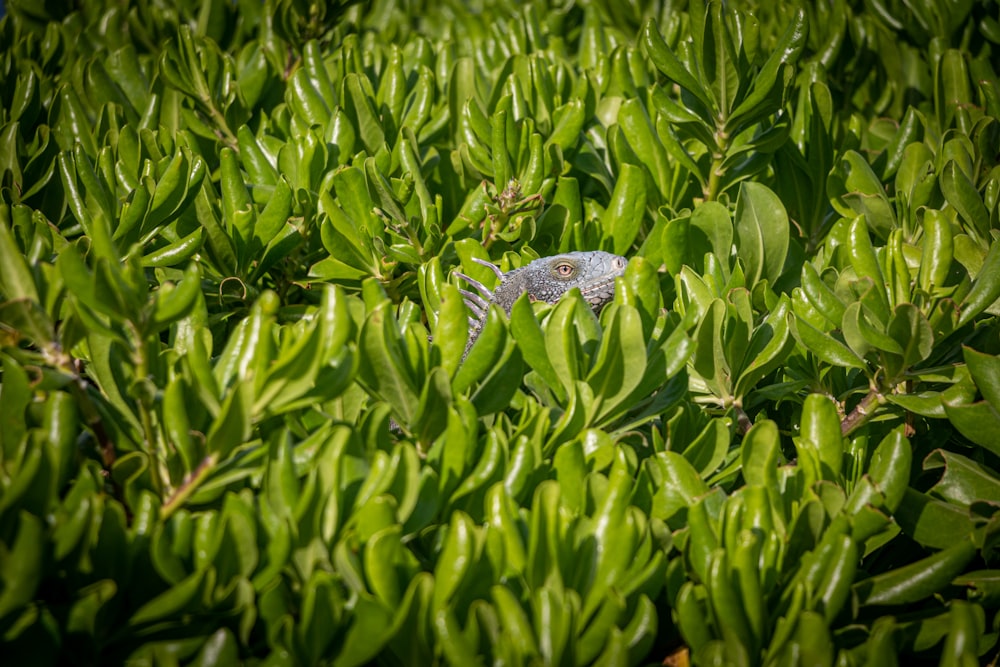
1, 0, 1000, 664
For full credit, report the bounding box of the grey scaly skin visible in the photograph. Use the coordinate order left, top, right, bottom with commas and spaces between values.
455, 251, 628, 355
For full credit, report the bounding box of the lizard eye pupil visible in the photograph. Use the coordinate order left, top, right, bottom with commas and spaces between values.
556, 263, 574, 277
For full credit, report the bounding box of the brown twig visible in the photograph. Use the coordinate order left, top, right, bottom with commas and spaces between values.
840, 387, 885, 437
734, 404, 754, 436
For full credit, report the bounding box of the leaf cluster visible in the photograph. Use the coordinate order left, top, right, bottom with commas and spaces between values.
1, 0, 1000, 665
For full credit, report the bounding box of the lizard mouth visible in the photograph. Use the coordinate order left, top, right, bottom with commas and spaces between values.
578, 267, 625, 310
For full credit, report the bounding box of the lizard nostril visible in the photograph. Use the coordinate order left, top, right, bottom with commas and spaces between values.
614, 257, 627, 270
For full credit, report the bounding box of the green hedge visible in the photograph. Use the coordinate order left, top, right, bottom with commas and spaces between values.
1, 0, 999, 664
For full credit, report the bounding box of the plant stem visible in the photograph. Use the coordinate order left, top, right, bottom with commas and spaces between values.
70, 375, 116, 467
841, 387, 886, 437
200, 101, 238, 149
703, 125, 730, 201
128, 322, 165, 495
705, 154, 724, 201
58, 352, 129, 517
161, 454, 219, 520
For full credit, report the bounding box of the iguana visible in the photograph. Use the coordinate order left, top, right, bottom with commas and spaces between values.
455, 250, 628, 354
389, 251, 628, 433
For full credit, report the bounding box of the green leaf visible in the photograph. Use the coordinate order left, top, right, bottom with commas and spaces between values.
617, 97, 673, 197
432, 281, 469, 377
645, 451, 711, 520
886, 303, 934, 371
602, 163, 647, 255
843, 301, 894, 360
952, 571, 1000, 607
297, 571, 345, 665
798, 394, 844, 483
0, 512, 44, 619
853, 538, 977, 606
151, 263, 202, 329
491, 109, 512, 190
414, 368, 454, 446
253, 177, 292, 250
642, 19, 714, 114
845, 426, 911, 516
895, 141, 936, 207
792, 313, 866, 369
895, 488, 976, 549
958, 239, 1000, 326
846, 216, 889, 312
728, 8, 807, 132
531, 587, 577, 666
545, 294, 587, 396
335, 595, 395, 667
470, 344, 524, 417
356, 302, 419, 424
940, 160, 990, 241
919, 209, 954, 293
924, 449, 1000, 508
689, 201, 733, 270
788, 612, 834, 666
287, 68, 331, 128
943, 397, 1000, 458
691, 299, 728, 397
364, 156, 407, 224
702, 3, 740, 120
148, 148, 205, 228
0, 298, 55, 348
706, 548, 756, 661
189, 628, 240, 667
681, 418, 730, 478
205, 381, 253, 460
584, 449, 636, 614
509, 295, 562, 402
57, 243, 123, 325
586, 304, 648, 425
741, 419, 780, 489
433, 510, 476, 609
343, 73, 385, 153
830, 153, 896, 238
129, 568, 209, 626
0, 207, 40, 303
674, 583, 713, 655
364, 526, 420, 608
733, 296, 793, 399
0, 354, 30, 461
455, 305, 509, 396
545, 98, 585, 153
237, 125, 277, 188
800, 263, 846, 328
734, 182, 789, 285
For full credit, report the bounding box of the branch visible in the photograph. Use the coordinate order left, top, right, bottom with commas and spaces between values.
161, 453, 219, 520
734, 405, 753, 436
841, 387, 885, 437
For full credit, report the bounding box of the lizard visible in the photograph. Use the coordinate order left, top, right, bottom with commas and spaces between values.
454, 250, 628, 355
389, 250, 628, 434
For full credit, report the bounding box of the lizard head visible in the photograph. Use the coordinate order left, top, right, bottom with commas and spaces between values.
456, 250, 628, 323
455, 251, 628, 357
526, 251, 628, 310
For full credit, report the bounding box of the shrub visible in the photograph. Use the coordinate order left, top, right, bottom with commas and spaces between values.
1, 0, 999, 664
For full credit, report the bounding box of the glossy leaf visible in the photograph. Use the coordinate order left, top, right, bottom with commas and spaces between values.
735, 182, 789, 286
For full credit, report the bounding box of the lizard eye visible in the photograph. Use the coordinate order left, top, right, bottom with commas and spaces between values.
554, 262, 575, 278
